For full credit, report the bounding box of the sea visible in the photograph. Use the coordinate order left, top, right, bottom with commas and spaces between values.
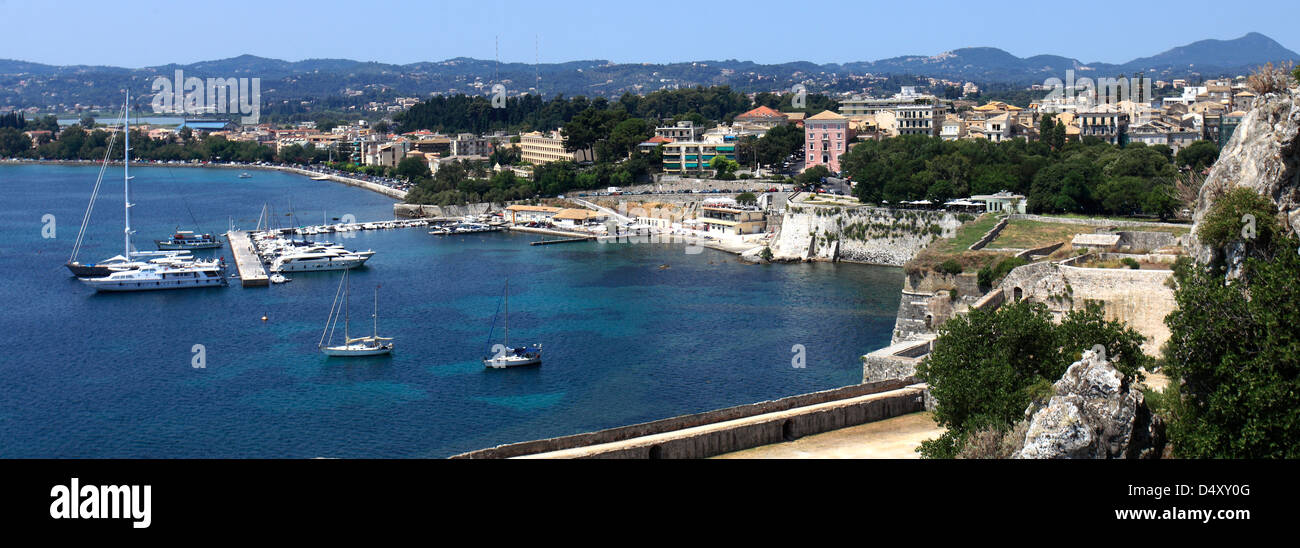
0, 164, 904, 457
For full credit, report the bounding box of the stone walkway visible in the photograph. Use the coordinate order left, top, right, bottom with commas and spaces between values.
712, 412, 944, 459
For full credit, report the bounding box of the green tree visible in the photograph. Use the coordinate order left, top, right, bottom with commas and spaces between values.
396, 156, 432, 181
1176, 140, 1219, 170
736, 191, 757, 205
0, 127, 32, 157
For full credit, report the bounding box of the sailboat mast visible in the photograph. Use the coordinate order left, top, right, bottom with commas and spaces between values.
123, 91, 132, 257
373, 285, 379, 339
504, 278, 509, 348
343, 270, 350, 342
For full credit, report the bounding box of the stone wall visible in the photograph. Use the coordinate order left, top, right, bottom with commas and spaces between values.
771, 205, 960, 265
1115, 231, 1179, 253
998, 262, 1177, 355
862, 338, 934, 383
394, 202, 493, 218
452, 379, 921, 459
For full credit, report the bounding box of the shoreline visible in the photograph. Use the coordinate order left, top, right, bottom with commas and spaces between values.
0, 158, 407, 201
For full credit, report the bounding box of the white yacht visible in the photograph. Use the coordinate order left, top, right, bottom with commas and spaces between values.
270, 247, 374, 273
80, 261, 226, 292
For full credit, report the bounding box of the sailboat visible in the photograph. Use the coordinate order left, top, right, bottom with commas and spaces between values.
482, 278, 542, 369
78, 92, 226, 292
65, 102, 190, 277
320, 269, 393, 357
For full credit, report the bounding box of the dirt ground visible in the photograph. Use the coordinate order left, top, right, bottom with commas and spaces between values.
711, 412, 944, 459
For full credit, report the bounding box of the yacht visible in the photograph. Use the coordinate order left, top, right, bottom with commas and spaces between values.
238, 172, 253, 179
70, 91, 226, 292
155, 230, 223, 250
80, 260, 226, 292
270, 247, 374, 273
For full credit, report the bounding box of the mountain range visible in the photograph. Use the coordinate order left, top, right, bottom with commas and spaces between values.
2, 32, 1296, 112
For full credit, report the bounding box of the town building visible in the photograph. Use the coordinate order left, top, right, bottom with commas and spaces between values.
504, 205, 563, 224
733, 105, 790, 130
698, 201, 766, 236
519, 130, 594, 165
804, 110, 853, 174
654, 121, 705, 142
660, 138, 737, 174
970, 191, 1026, 214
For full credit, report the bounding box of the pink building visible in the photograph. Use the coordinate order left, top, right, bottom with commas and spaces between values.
803, 110, 853, 174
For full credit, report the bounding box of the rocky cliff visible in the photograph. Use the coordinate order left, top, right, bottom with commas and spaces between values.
1190, 88, 1300, 263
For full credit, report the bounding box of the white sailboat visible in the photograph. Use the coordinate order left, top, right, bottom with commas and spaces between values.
482, 278, 542, 369
79, 91, 226, 292
320, 269, 393, 357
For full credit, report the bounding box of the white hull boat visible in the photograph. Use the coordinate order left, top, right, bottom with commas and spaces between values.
319, 270, 393, 357
482, 278, 542, 369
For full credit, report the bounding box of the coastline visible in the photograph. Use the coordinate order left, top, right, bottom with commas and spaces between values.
0, 158, 407, 201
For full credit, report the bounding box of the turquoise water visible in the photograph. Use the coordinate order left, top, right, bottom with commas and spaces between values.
0, 164, 904, 457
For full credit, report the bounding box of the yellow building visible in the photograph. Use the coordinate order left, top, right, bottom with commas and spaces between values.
699, 203, 766, 235
520, 130, 594, 165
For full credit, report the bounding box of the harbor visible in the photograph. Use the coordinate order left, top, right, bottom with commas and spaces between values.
3, 162, 899, 457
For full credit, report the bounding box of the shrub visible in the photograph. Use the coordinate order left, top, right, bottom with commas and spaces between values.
1246, 61, 1295, 95
1161, 234, 1300, 457
937, 259, 963, 275
917, 299, 1149, 458
1121, 257, 1140, 269
1196, 187, 1280, 252
977, 256, 1028, 290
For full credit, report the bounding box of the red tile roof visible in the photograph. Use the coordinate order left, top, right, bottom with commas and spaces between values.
735, 105, 788, 121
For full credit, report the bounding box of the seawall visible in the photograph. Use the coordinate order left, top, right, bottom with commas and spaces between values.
453, 379, 925, 459
771, 205, 959, 265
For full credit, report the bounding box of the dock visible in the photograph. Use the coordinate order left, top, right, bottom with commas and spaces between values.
530, 236, 595, 246
226, 231, 268, 287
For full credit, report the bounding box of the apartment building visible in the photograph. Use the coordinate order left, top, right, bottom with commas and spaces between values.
839, 87, 945, 137
520, 130, 594, 165
654, 121, 705, 142
1076, 111, 1129, 145
660, 138, 737, 174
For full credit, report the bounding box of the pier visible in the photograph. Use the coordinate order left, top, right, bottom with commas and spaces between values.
226, 231, 268, 287
530, 236, 595, 246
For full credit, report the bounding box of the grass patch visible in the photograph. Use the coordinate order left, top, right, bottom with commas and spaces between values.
990, 220, 1089, 249
931, 213, 1001, 254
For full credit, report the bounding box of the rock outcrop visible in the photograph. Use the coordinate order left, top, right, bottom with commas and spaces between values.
1016, 349, 1164, 459
1190, 88, 1300, 263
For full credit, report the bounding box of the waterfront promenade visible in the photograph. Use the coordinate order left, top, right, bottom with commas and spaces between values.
1, 159, 407, 200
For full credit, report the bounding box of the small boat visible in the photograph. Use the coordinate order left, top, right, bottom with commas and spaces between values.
156, 230, 223, 250
238, 172, 253, 179
319, 270, 392, 357
483, 278, 541, 369
310, 174, 330, 181
270, 274, 290, 284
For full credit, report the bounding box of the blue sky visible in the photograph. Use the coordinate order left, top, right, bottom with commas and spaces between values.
3, 0, 1297, 67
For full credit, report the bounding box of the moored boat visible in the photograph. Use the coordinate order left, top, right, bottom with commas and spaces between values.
155, 230, 223, 250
